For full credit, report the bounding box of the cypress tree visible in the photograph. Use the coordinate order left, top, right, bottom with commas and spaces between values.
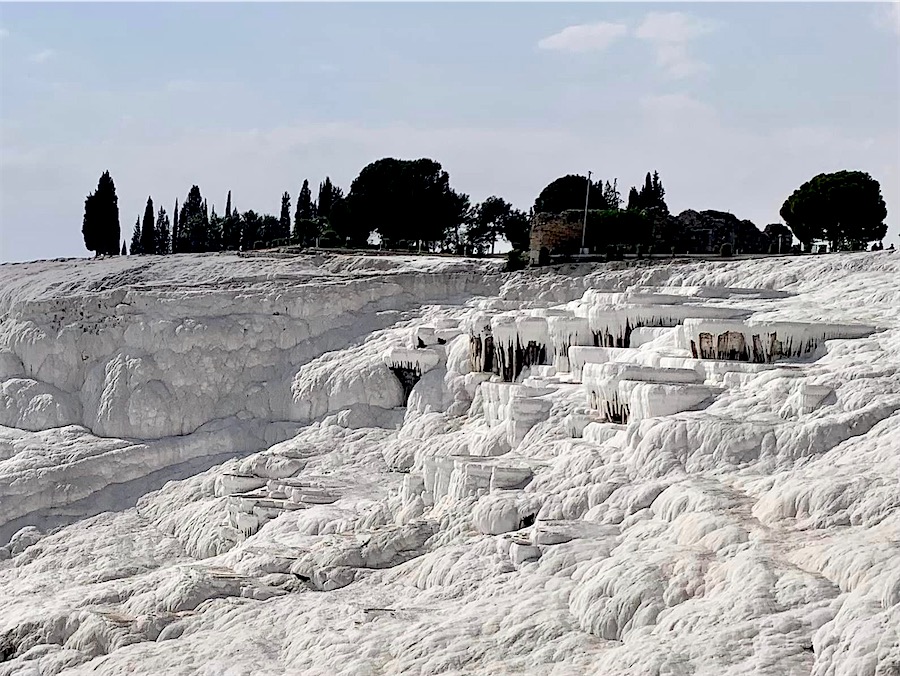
122, 241, 127, 255
178, 187, 205, 252
140, 197, 155, 254
130, 216, 143, 255
155, 206, 171, 254
82, 170, 121, 255
279, 191, 291, 243
627, 187, 641, 211
225, 191, 232, 220
208, 206, 222, 251
172, 199, 180, 254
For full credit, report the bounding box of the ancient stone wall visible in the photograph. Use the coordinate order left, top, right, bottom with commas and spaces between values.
528, 213, 583, 263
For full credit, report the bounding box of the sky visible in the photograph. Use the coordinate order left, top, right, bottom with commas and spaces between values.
1, 2, 898, 262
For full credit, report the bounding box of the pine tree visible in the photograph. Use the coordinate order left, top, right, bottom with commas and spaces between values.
130, 216, 143, 255
140, 197, 155, 254
172, 199, 180, 254
225, 190, 232, 220
82, 170, 121, 255
122, 241, 127, 255
155, 206, 171, 254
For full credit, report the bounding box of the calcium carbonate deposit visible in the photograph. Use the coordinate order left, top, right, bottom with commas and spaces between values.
0, 251, 898, 675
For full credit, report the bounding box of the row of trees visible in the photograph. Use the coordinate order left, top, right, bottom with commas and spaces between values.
82, 162, 889, 259
532, 168, 888, 255
84, 159, 533, 257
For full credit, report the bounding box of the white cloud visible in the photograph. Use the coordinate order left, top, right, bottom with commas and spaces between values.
28, 49, 56, 64
872, 2, 900, 36
636, 12, 715, 78
538, 22, 628, 53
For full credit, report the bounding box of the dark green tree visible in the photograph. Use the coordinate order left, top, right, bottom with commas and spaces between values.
626, 187, 641, 211
241, 210, 262, 250
317, 178, 344, 223
261, 214, 280, 247
763, 223, 792, 253
178, 186, 207, 252
296, 180, 315, 219
140, 197, 155, 254
503, 209, 531, 251
346, 158, 468, 249
155, 206, 170, 254
278, 191, 292, 244
208, 207, 223, 251
82, 171, 121, 255
171, 199, 180, 254
223, 198, 241, 250
534, 174, 613, 214
627, 171, 668, 215
465, 196, 529, 254
780, 170, 887, 251
130, 216, 143, 255
122, 241, 127, 255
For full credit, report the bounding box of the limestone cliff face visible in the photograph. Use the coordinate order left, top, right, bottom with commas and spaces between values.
0, 253, 502, 439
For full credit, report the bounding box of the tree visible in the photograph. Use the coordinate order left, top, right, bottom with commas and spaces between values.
172, 199, 180, 254
130, 216, 143, 255
293, 180, 316, 245
155, 206, 171, 254
178, 186, 207, 252
763, 223, 792, 253
465, 196, 530, 254
208, 207, 223, 252
534, 175, 608, 214
122, 241, 127, 255
346, 158, 469, 249
82, 170, 121, 255
225, 190, 232, 220
603, 180, 622, 210
278, 191, 292, 243
261, 214, 280, 247
241, 210, 262, 250
626, 187, 641, 211
627, 171, 668, 215
503, 209, 531, 251
317, 177, 343, 223
466, 196, 508, 254
140, 197, 155, 254
780, 171, 887, 251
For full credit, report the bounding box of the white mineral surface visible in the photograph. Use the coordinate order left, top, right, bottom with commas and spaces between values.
0, 251, 898, 675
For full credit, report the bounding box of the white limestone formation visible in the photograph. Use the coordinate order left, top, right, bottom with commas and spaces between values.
678, 318, 875, 362
0, 251, 897, 676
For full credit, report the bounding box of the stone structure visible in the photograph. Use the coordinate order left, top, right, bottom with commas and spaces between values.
529, 213, 583, 264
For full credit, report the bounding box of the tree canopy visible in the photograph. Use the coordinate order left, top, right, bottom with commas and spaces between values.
465, 196, 530, 254
534, 174, 615, 214
346, 158, 469, 248
780, 171, 887, 251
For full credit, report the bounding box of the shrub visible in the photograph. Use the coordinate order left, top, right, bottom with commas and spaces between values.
720, 242, 733, 257
504, 250, 528, 272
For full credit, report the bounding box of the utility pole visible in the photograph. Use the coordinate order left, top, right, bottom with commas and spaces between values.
581, 170, 592, 254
